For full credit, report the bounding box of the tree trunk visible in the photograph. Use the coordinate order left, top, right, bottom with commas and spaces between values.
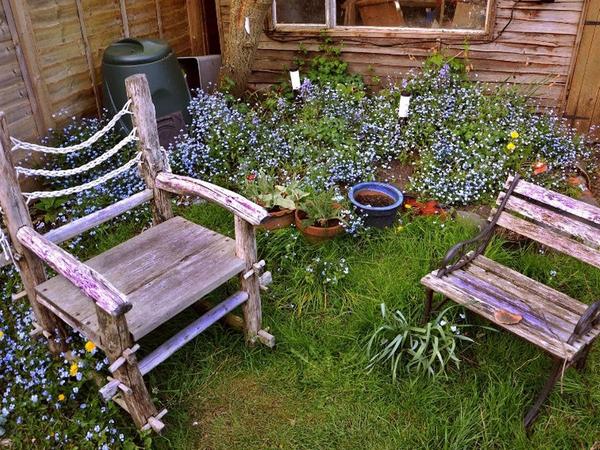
218, 0, 272, 97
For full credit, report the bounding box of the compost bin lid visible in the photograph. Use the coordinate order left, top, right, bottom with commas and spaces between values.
103, 38, 172, 65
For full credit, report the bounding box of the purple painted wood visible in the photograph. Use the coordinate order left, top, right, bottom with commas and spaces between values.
138, 290, 249, 375
507, 176, 600, 226
421, 273, 580, 359
17, 226, 131, 316
44, 190, 153, 245
497, 212, 600, 269
451, 271, 574, 340
155, 172, 268, 226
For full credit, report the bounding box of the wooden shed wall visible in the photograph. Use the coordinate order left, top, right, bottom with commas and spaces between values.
217, 0, 584, 110
0, 0, 192, 143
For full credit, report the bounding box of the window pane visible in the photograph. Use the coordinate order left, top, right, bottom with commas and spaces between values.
336, 0, 488, 30
276, 0, 327, 24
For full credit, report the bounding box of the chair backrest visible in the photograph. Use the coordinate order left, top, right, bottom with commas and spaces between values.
0, 74, 172, 269
494, 175, 600, 269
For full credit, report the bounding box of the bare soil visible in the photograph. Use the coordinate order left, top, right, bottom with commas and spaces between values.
355, 189, 395, 207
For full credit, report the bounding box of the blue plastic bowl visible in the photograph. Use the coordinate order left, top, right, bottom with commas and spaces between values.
349, 182, 403, 228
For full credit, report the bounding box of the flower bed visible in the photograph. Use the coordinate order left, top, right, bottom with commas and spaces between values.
168, 55, 595, 208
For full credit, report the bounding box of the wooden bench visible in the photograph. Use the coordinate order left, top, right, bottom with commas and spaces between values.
0, 75, 275, 432
421, 174, 600, 430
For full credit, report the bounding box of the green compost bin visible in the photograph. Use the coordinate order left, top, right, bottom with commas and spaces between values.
102, 38, 191, 146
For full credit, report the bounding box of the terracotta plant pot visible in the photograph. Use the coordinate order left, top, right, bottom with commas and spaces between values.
294, 210, 345, 243
259, 208, 295, 231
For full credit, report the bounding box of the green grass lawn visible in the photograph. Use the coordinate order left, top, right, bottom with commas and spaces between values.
3, 202, 598, 449
105, 203, 600, 450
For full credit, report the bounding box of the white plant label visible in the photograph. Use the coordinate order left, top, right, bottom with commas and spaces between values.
244, 17, 251, 35
398, 95, 411, 118
290, 70, 301, 90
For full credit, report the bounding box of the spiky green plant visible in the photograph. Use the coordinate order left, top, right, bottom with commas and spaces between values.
366, 305, 482, 380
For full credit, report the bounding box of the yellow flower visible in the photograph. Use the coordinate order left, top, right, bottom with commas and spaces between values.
58, 393, 65, 402
0, 330, 4, 340
404, 204, 413, 209
395, 225, 405, 234
84, 341, 96, 353
69, 363, 79, 377
510, 131, 519, 139
506, 142, 516, 151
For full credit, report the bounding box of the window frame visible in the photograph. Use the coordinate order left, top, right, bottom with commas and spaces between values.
271, 0, 496, 40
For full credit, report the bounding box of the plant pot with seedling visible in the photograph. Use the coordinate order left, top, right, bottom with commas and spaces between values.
244, 172, 309, 231
349, 182, 403, 228
295, 191, 346, 243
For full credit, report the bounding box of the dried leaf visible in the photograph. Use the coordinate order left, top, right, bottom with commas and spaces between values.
494, 309, 522, 325
532, 162, 548, 175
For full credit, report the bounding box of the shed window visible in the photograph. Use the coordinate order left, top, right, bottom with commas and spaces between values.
274, 0, 491, 31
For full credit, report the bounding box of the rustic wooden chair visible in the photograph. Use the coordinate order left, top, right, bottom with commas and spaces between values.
0, 74, 274, 432
421, 174, 600, 430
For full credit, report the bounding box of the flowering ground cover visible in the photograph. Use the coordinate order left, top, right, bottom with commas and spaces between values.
1, 53, 599, 448
171, 55, 595, 206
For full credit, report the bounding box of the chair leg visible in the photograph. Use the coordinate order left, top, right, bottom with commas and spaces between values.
109, 354, 158, 429
234, 216, 262, 344
423, 288, 434, 323
96, 309, 158, 429
574, 344, 592, 372
524, 358, 563, 431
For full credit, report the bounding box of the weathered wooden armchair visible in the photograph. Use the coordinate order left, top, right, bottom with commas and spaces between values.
0, 74, 274, 432
421, 174, 600, 430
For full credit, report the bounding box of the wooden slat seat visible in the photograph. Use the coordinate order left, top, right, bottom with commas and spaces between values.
420, 175, 600, 429
422, 254, 600, 360
35, 216, 246, 346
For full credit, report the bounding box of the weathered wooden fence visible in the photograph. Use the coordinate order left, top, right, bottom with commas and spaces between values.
0, 0, 199, 143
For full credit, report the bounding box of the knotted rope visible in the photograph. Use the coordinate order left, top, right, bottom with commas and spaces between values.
15, 128, 138, 178
0, 208, 18, 271
10, 100, 133, 155
9, 99, 145, 202
22, 152, 142, 202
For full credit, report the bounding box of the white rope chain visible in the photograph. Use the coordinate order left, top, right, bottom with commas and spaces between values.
22, 152, 142, 201
10, 100, 133, 154
15, 128, 138, 178
0, 208, 18, 270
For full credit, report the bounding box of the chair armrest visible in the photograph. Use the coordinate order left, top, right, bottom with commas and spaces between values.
155, 172, 268, 226
16, 226, 131, 316
436, 174, 522, 277
568, 300, 600, 345
436, 225, 494, 277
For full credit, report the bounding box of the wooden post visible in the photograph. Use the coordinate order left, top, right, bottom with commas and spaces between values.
234, 216, 261, 343
0, 113, 67, 353
187, 0, 207, 55
125, 74, 174, 225
95, 307, 157, 429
